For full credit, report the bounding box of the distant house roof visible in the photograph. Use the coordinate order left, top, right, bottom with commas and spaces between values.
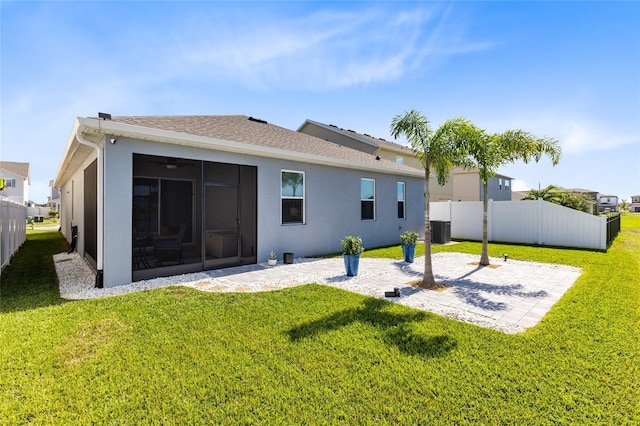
451, 167, 514, 181
55, 115, 422, 187
297, 119, 415, 155
564, 187, 599, 194
0, 161, 30, 182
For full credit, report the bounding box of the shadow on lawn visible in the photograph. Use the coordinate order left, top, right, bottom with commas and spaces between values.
288, 298, 457, 358
0, 231, 70, 314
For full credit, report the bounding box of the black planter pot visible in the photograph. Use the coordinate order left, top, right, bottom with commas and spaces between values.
283, 252, 294, 264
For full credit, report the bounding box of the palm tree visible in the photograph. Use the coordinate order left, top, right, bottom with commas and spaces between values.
521, 184, 563, 203
523, 185, 591, 213
390, 110, 469, 286
458, 125, 562, 266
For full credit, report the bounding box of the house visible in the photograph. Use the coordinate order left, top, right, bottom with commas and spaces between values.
48, 180, 61, 212
297, 119, 453, 201
450, 167, 513, 202
630, 195, 640, 212
297, 119, 513, 202
54, 114, 425, 288
0, 161, 30, 205
564, 188, 599, 215
511, 191, 528, 201
598, 194, 619, 213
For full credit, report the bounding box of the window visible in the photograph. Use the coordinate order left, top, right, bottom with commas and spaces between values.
397, 182, 406, 219
5, 178, 16, 187
505, 179, 510, 190
396, 156, 404, 165
499, 178, 503, 190
282, 171, 304, 224
361, 178, 375, 220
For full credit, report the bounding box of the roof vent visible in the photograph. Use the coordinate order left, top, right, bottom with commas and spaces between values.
248, 116, 267, 124
98, 112, 112, 120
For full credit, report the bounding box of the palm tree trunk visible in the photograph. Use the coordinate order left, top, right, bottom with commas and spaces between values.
423, 167, 436, 285
480, 181, 490, 266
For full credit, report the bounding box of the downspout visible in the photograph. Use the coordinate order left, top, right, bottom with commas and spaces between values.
75, 129, 104, 288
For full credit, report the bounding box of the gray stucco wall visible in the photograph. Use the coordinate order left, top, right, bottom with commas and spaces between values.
485, 176, 512, 201
93, 136, 424, 287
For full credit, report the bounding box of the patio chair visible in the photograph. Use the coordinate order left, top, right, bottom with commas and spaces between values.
153, 223, 187, 266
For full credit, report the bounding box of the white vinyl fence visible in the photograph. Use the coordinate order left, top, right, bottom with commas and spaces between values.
430, 199, 607, 250
1, 198, 27, 276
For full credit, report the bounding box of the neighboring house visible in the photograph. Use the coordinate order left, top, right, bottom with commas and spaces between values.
451, 167, 513, 201
511, 190, 528, 201
48, 180, 61, 211
54, 114, 424, 288
598, 194, 619, 213
564, 188, 599, 215
0, 161, 30, 205
630, 195, 640, 213
297, 119, 453, 201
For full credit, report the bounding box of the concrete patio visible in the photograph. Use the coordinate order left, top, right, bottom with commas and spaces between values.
55, 252, 582, 334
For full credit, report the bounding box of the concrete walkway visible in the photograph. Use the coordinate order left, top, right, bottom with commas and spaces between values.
56, 252, 582, 334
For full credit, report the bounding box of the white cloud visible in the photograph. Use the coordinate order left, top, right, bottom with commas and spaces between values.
511, 179, 532, 192
480, 109, 639, 156
172, 4, 492, 91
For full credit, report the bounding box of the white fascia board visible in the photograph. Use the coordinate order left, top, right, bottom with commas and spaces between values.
80, 117, 424, 179
53, 119, 83, 188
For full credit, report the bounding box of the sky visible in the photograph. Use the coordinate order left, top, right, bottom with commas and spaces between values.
1, 1, 639, 204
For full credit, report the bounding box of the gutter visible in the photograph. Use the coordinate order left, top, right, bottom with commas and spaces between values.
75, 129, 104, 288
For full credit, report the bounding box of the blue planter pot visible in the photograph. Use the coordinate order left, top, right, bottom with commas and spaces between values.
402, 244, 416, 263
343, 254, 360, 276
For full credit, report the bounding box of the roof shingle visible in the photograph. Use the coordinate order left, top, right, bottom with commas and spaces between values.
107, 115, 419, 174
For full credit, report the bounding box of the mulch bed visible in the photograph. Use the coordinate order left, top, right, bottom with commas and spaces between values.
468, 262, 502, 269
407, 279, 452, 292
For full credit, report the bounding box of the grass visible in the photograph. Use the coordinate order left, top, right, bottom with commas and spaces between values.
1, 216, 638, 424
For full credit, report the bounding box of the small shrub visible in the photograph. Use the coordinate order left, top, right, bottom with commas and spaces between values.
400, 231, 419, 246
341, 235, 364, 255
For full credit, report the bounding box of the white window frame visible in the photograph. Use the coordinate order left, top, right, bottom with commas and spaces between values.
397, 181, 406, 219
361, 178, 376, 221
281, 170, 305, 225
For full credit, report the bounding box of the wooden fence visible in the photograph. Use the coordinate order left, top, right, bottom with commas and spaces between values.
1, 198, 27, 276
430, 199, 610, 250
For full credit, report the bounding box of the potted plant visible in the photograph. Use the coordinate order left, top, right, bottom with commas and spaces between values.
268, 250, 277, 266
341, 235, 364, 276
400, 231, 419, 263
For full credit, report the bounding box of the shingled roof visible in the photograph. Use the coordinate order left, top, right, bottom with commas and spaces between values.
298, 119, 416, 155
0, 161, 30, 180
106, 115, 420, 174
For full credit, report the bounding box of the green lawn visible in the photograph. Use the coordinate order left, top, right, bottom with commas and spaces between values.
1, 217, 638, 424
